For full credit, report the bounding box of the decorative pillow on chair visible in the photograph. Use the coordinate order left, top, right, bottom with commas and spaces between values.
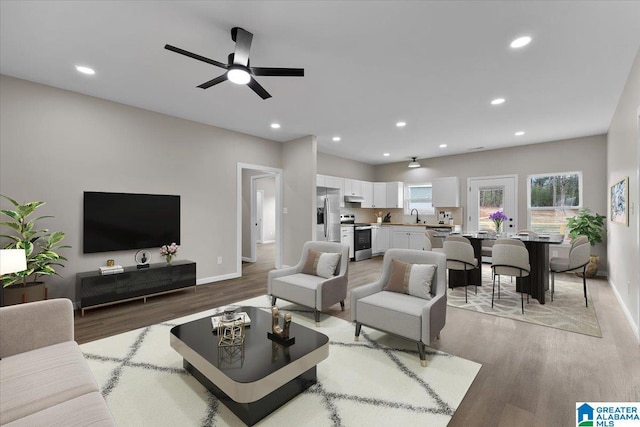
383, 259, 436, 299
302, 249, 341, 279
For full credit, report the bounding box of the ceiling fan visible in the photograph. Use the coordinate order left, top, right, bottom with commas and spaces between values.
165, 27, 304, 100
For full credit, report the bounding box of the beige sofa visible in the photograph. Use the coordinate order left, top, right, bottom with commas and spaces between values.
0, 299, 116, 426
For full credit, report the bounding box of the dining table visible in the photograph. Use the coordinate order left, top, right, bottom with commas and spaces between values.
446, 232, 565, 304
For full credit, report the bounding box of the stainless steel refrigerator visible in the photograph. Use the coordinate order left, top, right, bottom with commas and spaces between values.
316, 187, 340, 242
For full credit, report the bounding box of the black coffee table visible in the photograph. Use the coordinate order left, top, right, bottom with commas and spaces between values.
170, 306, 329, 426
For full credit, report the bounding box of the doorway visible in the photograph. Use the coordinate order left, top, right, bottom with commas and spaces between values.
237, 163, 283, 276
467, 175, 518, 233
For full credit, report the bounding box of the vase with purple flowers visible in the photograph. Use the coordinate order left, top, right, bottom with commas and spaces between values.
489, 211, 508, 236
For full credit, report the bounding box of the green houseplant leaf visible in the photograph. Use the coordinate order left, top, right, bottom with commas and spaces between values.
1, 195, 70, 288
566, 208, 606, 246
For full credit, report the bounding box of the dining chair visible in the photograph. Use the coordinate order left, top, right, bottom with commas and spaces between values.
549, 235, 590, 306
443, 238, 478, 303
425, 230, 444, 253
491, 240, 530, 314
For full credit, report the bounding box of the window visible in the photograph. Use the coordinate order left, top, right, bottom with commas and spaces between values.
528, 172, 582, 234
406, 184, 434, 214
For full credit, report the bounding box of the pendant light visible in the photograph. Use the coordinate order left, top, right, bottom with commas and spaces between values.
408, 157, 421, 168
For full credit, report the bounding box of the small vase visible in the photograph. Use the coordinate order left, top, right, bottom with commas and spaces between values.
165, 255, 173, 265
494, 223, 501, 235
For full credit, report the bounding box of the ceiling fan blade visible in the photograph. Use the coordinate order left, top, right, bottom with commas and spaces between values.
164, 44, 228, 69
197, 74, 228, 89
247, 78, 272, 100
251, 67, 304, 77
231, 27, 253, 66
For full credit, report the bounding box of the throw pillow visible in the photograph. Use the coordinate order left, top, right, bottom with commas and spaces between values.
383, 259, 436, 299
302, 249, 341, 279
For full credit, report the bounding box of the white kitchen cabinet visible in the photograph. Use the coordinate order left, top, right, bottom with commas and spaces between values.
361, 181, 374, 208
316, 174, 326, 187
432, 177, 460, 207
344, 178, 363, 196
372, 182, 386, 208
390, 226, 426, 250
340, 226, 354, 259
374, 226, 390, 254
325, 176, 345, 207
386, 182, 404, 208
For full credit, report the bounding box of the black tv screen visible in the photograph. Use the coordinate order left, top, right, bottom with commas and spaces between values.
83, 192, 180, 254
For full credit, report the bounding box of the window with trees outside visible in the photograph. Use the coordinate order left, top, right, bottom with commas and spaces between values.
406, 184, 434, 214
528, 172, 582, 234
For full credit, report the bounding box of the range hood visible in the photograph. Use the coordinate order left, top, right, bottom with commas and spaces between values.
344, 195, 365, 203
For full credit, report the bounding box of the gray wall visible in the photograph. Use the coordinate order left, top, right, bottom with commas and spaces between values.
375, 134, 608, 270
282, 135, 317, 265
0, 75, 283, 302
317, 152, 375, 181
607, 47, 640, 338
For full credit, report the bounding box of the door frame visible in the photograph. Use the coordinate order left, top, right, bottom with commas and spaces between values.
237, 163, 283, 274
467, 174, 518, 232
249, 175, 274, 261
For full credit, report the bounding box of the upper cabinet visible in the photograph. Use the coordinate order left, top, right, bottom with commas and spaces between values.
372, 182, 387, 208
385, 182, 404, 208
318, 174, 345, 207
344, 178, 363, 196
317, 175, 403, 209
361, 181, 374, 208
432, 177, 460, 207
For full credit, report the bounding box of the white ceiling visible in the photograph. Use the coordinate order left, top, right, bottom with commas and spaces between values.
1, 1, 639, 165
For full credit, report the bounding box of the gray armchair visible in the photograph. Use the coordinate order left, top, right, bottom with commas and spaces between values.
268, 241, 349, 324
350, 249, 447, 366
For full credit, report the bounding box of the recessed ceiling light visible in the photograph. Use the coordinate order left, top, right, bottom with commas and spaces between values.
383, 153, 390, 157
75, 65, 95, 75
396, 121, 407, 127
491, 98, 506, 105
439, 144, 447, 148
270, 123, 281, 129
510, 36, 532, 49
515, 131, 525, 136
332, 136, 341, 142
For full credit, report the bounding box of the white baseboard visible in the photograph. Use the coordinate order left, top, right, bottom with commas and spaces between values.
196, 272, 240, 286
241, 256, 253, 263
260, 240, 275, 244
609, 279, 640, 343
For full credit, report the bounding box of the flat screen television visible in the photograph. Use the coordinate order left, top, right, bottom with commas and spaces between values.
83, 191, 180, 254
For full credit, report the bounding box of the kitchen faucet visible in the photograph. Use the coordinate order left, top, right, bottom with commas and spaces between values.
410, 208, 420, 224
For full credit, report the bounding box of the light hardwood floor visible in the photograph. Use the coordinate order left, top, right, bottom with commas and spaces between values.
75, 243, 640, 426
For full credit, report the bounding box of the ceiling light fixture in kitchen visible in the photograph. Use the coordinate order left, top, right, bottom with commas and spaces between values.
408, 157, 421, 168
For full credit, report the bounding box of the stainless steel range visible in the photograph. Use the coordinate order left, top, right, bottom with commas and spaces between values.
340, 214, 372, 261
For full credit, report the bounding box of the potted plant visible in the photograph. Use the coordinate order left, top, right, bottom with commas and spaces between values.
566, 208, 606, 277
1, 195, 70, 305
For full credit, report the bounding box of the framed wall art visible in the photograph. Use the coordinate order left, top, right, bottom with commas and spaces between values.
610, 176, 629, 226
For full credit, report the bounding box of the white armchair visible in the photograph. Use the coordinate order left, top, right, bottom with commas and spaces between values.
268, 241, 349, 324
350, 249, 447, 366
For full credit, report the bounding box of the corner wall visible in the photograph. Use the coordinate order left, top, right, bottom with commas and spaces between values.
607, 47, 640, 339
282, 135, 317, 265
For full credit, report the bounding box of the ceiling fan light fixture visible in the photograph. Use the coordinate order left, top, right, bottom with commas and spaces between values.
227, 67, 251, 85
408, 157, 421, 168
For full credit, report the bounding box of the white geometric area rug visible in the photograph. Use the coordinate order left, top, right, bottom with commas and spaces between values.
81, 295, 481, 427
